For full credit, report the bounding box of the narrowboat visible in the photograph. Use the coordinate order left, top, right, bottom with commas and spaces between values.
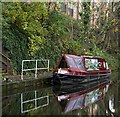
53, 54, 111, 84
53, 80, 110, 113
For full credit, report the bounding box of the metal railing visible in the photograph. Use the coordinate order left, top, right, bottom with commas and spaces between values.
21, 90, 49, 113
21, 59, 49, 80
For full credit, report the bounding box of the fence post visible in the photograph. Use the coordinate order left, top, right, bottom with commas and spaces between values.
48, 60, 49, 71
35, 60, 37, 78
21, 61, 24, 80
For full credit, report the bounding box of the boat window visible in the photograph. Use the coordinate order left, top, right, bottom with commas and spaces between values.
74, 58, 84, 70
103, 62, 106, 68
106, 62, 109, 69
85, 58, 99, 71
98, 61, 107, 70
58, 57, 68, 68
66, 56, 77, 68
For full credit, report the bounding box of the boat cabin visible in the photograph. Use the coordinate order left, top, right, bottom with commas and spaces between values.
57, 54, 109, 72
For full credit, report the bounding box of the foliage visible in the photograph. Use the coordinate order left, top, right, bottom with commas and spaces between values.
2, 2, 119, 74
2, 2, 48, 73
2, 18, 29, 73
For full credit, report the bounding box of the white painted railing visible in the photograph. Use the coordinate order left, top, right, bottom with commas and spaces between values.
21, 59, 49, 80
21, 90, 49, 113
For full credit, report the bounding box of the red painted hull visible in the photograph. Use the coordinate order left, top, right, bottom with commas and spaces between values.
53, 54, 111, 85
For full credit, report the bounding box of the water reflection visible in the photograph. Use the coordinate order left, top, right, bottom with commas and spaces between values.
2, 86, 52, 116
21, 90, 49, 113
53, 80, 110, 114
109, 95, 115, 113
2, 73, 119, 116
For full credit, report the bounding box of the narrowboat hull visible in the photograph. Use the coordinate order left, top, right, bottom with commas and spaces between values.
53, 54, 111, 85
53, 73, 111, 85
53, 79, 111, 96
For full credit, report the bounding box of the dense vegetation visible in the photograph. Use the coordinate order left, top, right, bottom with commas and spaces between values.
2, 2, 120, 74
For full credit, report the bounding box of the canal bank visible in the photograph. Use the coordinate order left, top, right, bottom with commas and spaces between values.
2, 72, 53, 96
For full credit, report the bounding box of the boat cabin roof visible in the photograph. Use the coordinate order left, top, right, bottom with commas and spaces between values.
64, 54, 104, 59
57, 54, 108, 71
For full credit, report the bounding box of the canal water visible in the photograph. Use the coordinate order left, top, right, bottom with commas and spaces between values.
2, 72, 120, 116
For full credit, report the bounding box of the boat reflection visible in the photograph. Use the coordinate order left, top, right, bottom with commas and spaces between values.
53, 80, 110, 113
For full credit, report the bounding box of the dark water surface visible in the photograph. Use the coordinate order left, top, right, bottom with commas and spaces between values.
2, 72, 120, 116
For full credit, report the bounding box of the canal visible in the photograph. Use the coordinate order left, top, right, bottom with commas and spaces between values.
2, 72, 120, 116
